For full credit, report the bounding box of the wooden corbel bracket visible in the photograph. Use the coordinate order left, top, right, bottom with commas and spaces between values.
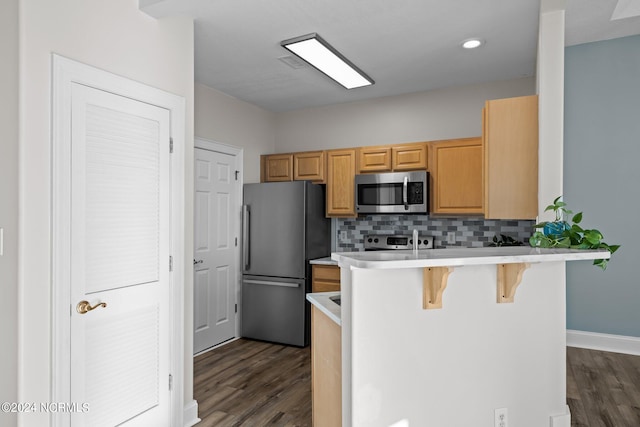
423, 267, 453, 309
496, 263, 530, 303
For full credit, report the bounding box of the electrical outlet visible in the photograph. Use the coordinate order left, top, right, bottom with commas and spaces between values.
494, 408, 508, 427
339, 230, 348, 241
447, 231, 456, 244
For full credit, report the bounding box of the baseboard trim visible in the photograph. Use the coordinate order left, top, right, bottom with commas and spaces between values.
194, 337, 240, 357
567, 330, 640, 356
183, 399, 200, 427
550, 405, 571, 427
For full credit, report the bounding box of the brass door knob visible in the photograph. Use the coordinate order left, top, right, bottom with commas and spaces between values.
76, 300, 107, 314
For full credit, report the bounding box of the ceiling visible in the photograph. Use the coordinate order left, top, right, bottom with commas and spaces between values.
141, 0, 640, 112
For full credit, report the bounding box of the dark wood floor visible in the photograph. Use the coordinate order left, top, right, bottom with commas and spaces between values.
194, 339, 640, 427
194, 339, 312, 426
567, 346, 640, 426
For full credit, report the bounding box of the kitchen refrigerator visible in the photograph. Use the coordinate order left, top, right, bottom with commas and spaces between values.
242, 180, 330, 346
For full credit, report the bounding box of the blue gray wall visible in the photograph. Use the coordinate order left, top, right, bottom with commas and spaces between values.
564, 35, 640, 337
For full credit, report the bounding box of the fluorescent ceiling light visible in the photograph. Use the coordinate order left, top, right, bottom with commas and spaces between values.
611, 0, 640, 20
462, 38, 483, 49
281, 33, 374, 89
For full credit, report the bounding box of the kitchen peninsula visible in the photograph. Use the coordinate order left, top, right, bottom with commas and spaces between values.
308, 247, 610, 427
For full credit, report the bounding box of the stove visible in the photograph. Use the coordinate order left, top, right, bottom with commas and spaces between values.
363, 234, 434, 251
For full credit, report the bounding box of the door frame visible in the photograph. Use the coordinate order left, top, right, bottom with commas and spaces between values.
194, 137, 244, 341
51, 55, 186, 426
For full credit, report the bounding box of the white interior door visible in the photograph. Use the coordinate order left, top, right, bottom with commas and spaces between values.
69, 82, 171, 426
194, 148, 238, 353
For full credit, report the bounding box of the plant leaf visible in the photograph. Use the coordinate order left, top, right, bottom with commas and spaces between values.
572, 212, 583, 224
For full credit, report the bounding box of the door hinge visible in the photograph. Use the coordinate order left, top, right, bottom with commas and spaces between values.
235, 237, 238, 247
234, 170, 239, 181
235, 303, 238, 313
169, 374, 173, 391
169, 137, 174, 154
169, 256, 173, 272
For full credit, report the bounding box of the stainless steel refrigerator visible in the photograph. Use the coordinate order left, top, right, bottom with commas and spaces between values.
241, 180, 330, 346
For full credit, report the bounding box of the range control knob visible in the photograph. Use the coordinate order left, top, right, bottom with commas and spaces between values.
374, 238, 379, 243
367, 238, 373, 243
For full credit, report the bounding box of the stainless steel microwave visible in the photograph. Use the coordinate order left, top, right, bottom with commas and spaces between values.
355, 171, 428, 214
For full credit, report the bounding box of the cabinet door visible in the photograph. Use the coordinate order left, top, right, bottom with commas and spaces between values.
357, 146, 392, 173
326, 149, 356, 217
430, 138, 483, 215
392, 144, 427, 171
311, 306, 341, 427
312, 264, 340, 292
294, 151, 325, 182
263, 154, 293, 182
484, 95, 538, 219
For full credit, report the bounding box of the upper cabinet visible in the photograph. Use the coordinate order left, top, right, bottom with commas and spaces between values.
483, 95, 538, 219
326, 149, 356, 218
262, 154, 293, 182
429, 138, 483, 215
357, 146, 392, 173
294, 151, 325, 183
262, 151, 325, 183
392, 144, 428, 171
357, 142, 427, 174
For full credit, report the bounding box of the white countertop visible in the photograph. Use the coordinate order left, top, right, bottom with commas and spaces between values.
306, 292, 341, 325
331, 246, 610, 269
309, 256, 338, 265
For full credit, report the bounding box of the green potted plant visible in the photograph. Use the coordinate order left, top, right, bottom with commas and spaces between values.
529, 196, 620, 270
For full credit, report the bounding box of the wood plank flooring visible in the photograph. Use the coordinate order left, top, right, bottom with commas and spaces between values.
567, 346, 640, 427
194, 339, 640, 427
194, 339, 312, 426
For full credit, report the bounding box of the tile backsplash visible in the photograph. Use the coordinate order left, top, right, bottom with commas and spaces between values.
336, 215, 535, 251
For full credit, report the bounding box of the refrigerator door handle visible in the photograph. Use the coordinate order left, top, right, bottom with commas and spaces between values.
243, 279, 300, 288
242, 205, 250, 271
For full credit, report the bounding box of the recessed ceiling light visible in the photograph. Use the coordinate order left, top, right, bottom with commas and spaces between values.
461, 39, 484, 49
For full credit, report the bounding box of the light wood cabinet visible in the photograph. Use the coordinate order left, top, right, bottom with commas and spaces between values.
263, 154, 293, 182
483, 95, 538, 219
294, 151, 325, 182
392, 143, 428, 171
429, 138, 483, 215
312, 264, 340, 292
311, 306, 342, 427
326, 149, 356, 217
357, 146, 392, 173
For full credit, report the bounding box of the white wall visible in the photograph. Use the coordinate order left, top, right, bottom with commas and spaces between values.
537, 0, 566, 220
0, 0, 19, 426
195, 83, 276, 183
18, 1, 194, 425
274, 77, 536, 152
344, 263, 569, 426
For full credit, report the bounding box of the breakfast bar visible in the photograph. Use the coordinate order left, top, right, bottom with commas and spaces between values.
309, 247, 610, 427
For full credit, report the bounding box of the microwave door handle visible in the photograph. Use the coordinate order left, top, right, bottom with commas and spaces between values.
403, 176, 408, 210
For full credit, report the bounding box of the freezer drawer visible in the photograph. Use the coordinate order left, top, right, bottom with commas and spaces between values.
241, 276, 308, 347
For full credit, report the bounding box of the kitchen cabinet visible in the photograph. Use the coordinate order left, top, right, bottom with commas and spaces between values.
392, 143, 428, 171
429, 138, 483, 215
483, 95, 538, 219
311, 305, 341, 427
262, 154, 293, 182
294, 151, 325, 182
357, 143, 428, 173
357, 146, 392, 173
326, 149, 356, 217
312, 264, 340, 292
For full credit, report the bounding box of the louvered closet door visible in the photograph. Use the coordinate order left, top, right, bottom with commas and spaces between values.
69, 83, 171, 427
